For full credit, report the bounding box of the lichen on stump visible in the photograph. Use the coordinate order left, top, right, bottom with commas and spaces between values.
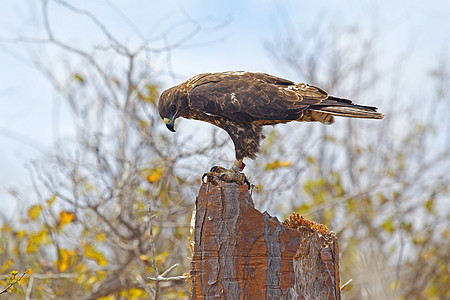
190, 182, 340, 299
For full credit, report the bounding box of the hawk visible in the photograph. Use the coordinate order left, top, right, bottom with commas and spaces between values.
158, 71, 383, 185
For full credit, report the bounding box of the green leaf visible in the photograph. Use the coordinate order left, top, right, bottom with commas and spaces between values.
382, 218, 395, 234
424, 197, 435, 213
27, 205, 42, 221
84, 244, 108, 267
265, 160, 292, 170
73, 73, 85, 83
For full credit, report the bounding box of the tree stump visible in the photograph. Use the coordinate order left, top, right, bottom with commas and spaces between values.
190, 182, 340, 299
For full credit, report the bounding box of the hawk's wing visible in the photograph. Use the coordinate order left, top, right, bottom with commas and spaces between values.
187, 72, 329, 122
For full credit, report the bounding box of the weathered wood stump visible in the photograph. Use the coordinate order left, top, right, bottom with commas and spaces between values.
190, 182, 340, 299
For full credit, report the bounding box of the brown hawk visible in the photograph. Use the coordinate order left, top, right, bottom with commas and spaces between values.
158, 71, 383, 186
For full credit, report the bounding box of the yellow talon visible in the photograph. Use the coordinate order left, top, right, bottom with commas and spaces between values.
202, 165, 250, 189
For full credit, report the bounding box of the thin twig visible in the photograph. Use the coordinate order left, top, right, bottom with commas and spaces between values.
25, 273, 77, 300
160, 263, 179, 277
0, 269, 29, 295
340, 278, 352, 291
148, 199, 160, 299
147, 264, 187, 282
25, 276, 33, 300
148, 275, 188, 282
135, 274, 156, 298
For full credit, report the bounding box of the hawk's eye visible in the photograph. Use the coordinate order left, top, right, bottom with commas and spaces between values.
170, 104, 176, 113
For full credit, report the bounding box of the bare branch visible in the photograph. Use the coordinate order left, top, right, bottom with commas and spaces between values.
147, 274, 188, 282
147, 263, 188, 282
147, 198, 160, 299
340, 279, 352, 291
25, 272, 77, 300
51, 0, 127, 54
160, 263, 179, 277
135, 274, 156, 298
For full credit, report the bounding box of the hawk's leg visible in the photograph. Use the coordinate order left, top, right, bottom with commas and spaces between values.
202, 159, 250, 188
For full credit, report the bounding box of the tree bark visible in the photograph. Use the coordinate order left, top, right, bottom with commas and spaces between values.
190, 182, 340, 300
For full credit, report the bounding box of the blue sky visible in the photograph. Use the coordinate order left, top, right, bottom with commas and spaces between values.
0, 0, 449, 213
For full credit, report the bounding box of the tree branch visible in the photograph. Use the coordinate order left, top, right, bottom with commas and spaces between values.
0, 270, 29, 296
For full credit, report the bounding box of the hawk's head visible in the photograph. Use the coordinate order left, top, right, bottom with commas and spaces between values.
158, 86, 187, 132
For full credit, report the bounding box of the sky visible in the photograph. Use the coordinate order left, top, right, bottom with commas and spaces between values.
0, 0, 449, 214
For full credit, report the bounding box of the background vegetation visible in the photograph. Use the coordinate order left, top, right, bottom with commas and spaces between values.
1, 1, 449, 299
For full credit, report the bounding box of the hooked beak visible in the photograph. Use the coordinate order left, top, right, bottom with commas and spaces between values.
163, 116, 176, 132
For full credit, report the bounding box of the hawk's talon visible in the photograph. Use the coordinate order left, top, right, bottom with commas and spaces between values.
202, 173, 208, 183
244, 178, 251, 189
202, 165, 251, 188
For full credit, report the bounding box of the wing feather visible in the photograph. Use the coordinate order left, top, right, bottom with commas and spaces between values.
188, 72, 328, 121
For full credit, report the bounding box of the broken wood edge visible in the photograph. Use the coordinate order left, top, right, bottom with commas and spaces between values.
284, 212, 340, 298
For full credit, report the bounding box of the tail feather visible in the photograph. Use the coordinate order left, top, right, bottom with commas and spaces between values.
314, 106, 384, 119
309, 96, 384, 120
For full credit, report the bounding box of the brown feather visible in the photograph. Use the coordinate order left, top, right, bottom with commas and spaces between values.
158, 71, 384, 160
